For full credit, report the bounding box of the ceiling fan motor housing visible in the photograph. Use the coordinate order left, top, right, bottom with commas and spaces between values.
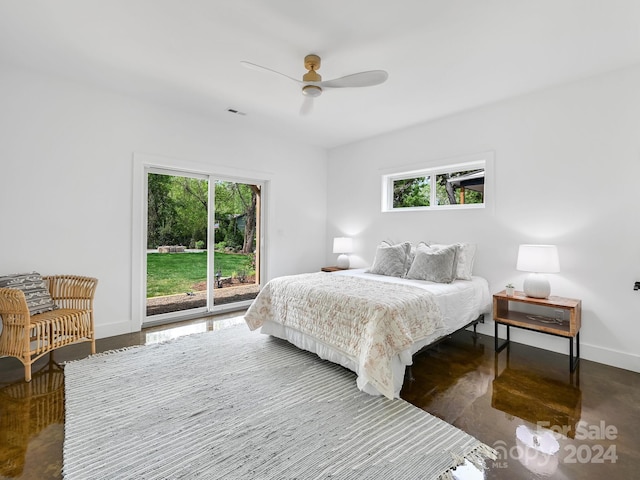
304, 54, 321, 72
302, 54, 322, 96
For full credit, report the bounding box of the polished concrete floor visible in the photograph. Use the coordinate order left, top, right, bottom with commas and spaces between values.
402, 331, 640, 479
1, 313, 638, 479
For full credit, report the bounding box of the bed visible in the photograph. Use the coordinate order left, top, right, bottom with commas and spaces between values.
244, 241, 492, 399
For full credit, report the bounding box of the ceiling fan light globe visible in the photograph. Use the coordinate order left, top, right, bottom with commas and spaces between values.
302, 85, 322, 97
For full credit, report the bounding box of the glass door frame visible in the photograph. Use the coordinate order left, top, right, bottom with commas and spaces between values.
132, 153, 268, 331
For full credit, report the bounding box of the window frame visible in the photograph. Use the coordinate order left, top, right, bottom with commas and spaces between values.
381, 152, 493, 213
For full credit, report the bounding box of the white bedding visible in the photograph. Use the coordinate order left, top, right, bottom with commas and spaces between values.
245, 269, 491, 398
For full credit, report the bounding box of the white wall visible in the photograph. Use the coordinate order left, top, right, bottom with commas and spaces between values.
327, 65, 640, 373
0, 64, 327, 338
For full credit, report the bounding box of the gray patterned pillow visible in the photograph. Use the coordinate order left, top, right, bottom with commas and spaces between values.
430, 243, 477, 280
409, 241, 433, 267
366, 241, 412, 277
0, 272, 58, 315
406, 244, 459, 283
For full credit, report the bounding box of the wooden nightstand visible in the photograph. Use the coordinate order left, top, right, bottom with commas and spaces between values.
320, 266, 347, 272
493, 290, 582, 372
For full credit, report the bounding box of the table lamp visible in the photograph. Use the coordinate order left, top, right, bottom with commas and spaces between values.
333, 237, 353, 269
516, 244, 560, 299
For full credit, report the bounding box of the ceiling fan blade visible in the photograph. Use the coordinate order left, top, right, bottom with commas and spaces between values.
299, 96, 314, 116
240, 61, 302, 84
320, 70, 388, 89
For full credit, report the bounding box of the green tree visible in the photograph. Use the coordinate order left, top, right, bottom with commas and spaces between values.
393, 177, 430, 208
147, 173, 178, 248
214, 182, 259, 253
147, 176, 258, 252
235, 183, 259, 254
172, 177, 208, 248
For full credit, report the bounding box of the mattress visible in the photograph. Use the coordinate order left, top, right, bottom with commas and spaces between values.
247, 269, 491, 398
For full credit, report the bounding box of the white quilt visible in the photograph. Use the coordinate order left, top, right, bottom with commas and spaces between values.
244, 272, 444, 399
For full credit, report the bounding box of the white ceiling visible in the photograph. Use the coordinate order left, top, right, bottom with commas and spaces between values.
1, 0, 639, 149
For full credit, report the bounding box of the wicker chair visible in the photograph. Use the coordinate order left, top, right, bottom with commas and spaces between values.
0, 275, 97, 382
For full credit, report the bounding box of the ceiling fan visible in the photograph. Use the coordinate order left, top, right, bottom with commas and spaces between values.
240, 54, 388, 115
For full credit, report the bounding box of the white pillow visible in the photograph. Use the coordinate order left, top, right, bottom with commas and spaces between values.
366, 241, 412, 277
406, 243, 459, 283
430, 243, 477, 280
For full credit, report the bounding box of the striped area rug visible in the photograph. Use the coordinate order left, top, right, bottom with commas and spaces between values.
64, 323, 495, 479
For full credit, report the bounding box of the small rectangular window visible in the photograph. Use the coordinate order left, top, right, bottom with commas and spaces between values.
382, 155, 489, 212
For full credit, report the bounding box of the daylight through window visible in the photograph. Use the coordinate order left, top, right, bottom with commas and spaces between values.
383, 158, 488, 212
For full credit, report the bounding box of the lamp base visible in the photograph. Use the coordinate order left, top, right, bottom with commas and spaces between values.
523, 273, 551, 299
336, 254, 350, 269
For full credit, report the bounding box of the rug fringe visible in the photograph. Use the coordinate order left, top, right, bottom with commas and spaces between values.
438, 444, 498, 480
62, 331, 221, 366
467, 443, 499, 468
62, 345, 145, 365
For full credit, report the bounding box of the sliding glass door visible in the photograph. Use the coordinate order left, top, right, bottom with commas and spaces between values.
144, 167, 262, 325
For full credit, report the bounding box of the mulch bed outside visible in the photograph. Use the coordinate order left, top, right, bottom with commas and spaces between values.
146, 279, 260, 316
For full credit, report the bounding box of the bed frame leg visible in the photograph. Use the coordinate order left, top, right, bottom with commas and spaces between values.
471, 314, 483, 340
406, 365, 415, 382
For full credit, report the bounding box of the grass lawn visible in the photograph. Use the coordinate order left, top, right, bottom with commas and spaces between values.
147, 251, 253, 297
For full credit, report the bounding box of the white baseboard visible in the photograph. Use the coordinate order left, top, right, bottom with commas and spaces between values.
580, 342, 640, 374
477, 322, 640, 374
95, 320, 137, 339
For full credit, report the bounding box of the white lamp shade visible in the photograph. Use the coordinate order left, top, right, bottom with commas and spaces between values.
516, 244, 559, 298
332, 237, 353, 254
333, 237, 352, 269
516, 245, 560, 273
